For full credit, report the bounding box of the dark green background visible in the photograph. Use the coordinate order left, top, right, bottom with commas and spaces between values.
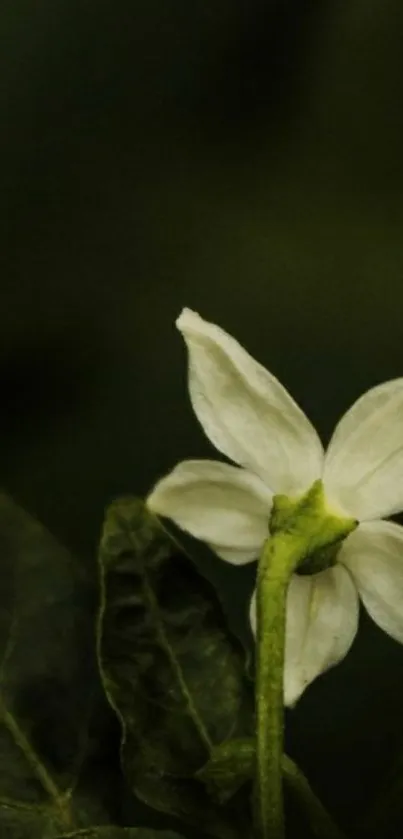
1, 0, 403, 832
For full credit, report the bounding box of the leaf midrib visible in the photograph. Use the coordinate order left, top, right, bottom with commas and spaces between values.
106, 512, 214, 756
0, 692, 73, 829
142, 565, 213, 753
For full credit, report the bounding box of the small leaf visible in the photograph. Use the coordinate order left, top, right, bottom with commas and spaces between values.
0, 492, 117, 838
97, 498, 253, 838
196, 739, 254, 804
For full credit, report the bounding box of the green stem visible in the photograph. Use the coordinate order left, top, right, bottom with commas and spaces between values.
253, 480, 357, 839
254, 532, 305, 839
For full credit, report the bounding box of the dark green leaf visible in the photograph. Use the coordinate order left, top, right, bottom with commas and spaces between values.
0, 492, 117, 838
97, 497, 253, 838
54, 828, 185, 839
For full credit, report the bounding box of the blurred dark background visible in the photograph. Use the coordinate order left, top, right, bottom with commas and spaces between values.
2, 0, 403, 833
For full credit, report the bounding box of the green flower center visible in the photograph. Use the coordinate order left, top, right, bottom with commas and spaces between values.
267, 479, 357, 577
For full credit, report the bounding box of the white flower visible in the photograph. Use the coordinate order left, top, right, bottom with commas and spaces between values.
148, 308, 403, 706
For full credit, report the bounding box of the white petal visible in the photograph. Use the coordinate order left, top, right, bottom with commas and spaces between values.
323, 379, 403, 520
176, 309, 324, 494
250, 564, 359, 706
339, 519, 403, 643
147, 459, 272, 564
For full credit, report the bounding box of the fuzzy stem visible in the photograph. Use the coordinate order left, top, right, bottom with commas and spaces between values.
254, 531, 305, 839
253, 480, 357, 839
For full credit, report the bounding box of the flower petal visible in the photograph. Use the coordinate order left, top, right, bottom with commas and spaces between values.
250, 564, 359, 706
323, 379, 403, 520
339, 519, 403, 643
176, 309, 324, 494
147, 459, 272, 564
